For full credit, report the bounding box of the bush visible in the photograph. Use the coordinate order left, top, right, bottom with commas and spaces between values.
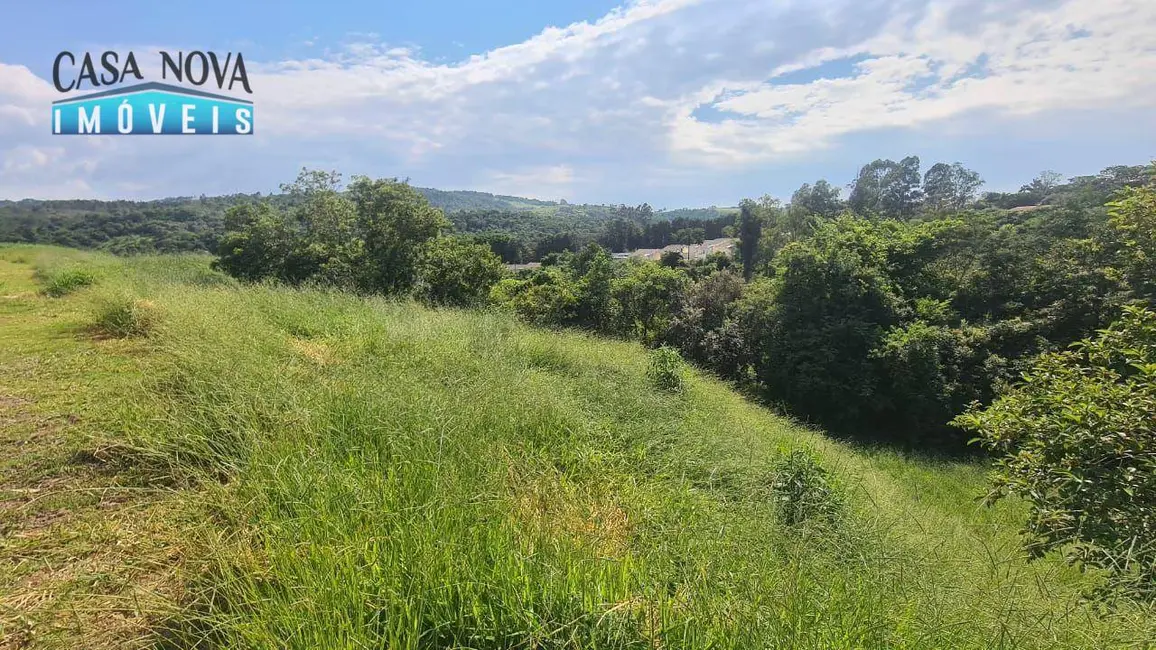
92, 294, 160, 338
954, 306, 1156, 598
769, 450, 844, 527
647, 346, 686, 393
42, 268, 97, 297
415, 237, 506, 307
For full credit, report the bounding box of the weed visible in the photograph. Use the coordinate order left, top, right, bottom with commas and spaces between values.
647, 346, 687, 393
770, 449, 844, 526
42, 267, 97, 297
91, 293, 160, 338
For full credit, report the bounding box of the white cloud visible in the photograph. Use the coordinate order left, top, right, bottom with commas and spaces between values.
483, 164, 579, 200
0, 0, 1153, 201
668, 0, 1156, 163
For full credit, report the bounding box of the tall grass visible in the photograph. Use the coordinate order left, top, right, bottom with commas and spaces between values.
9, 245, 1156, 648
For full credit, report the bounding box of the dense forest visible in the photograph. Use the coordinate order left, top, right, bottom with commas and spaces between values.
0, 186, 734, 262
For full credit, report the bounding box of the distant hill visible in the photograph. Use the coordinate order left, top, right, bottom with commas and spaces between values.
0, 187, 736, 256
414, 188, 560, 212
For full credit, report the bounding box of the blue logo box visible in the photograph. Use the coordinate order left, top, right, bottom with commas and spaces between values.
52, 82, 253, 135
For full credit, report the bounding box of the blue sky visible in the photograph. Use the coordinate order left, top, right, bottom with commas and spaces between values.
1, 0, 1154, 207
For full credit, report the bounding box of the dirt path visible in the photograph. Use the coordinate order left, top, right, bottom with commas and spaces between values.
0, 254, 183, 649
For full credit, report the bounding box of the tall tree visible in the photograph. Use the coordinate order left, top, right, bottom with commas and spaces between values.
848, 159, 895, 216
923, 162, 984, 212
738, 199, 762, 281
790, 179, 843, 219
880, 155, 923, 218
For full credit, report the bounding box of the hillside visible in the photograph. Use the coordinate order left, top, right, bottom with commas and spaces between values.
2, 244, 1153, 648
0, 191, 734, 259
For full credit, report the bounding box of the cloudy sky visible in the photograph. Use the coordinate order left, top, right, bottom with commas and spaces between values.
1, 0, 1154, 206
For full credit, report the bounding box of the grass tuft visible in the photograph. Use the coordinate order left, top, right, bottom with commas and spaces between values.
91, 292, 160, 338
41, 267, 97, 297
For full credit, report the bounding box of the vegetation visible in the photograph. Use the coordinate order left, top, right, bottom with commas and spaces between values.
2, 157, 1155, 645
955, 306, 1156, 598
646, 346, 687, 393
3, 245, 1156, 648
0, 187, 734, 264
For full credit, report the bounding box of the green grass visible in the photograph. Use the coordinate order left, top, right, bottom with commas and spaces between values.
1, 244, 1154, 648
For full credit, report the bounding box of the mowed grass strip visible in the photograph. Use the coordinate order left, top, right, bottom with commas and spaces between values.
0, 246, 189, 649
2, 245, 1155, 648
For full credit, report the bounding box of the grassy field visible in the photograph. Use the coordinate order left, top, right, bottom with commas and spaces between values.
1, 244, 1154, 649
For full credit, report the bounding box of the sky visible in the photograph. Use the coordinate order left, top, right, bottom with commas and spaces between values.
0, 0, 1154, 207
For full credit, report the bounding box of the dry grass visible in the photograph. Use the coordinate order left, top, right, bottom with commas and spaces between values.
0, 249, 186, 649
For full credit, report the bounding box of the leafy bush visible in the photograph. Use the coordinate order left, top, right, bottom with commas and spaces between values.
769, 450, 844, 527
954, 306, 1156, 597
415, 237, 506, 307
42, 268, 96, 297
647, 346, 687, 393
214, 169, 448, 296
91, 293, 160, 338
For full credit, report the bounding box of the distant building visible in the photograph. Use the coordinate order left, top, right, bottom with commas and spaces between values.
629, 237, 736, 262
506, 262, 542, 272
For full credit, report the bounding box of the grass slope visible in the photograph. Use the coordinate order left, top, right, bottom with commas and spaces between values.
1, 245, 1154, 648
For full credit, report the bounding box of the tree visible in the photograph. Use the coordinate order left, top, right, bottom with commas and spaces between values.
572, 243, 616, 331
738, 199, 762, 281
849, 157, 924, 218
954, 307, 1156, 597
673, 227, 705, 245
848, 159, 894, 216
347, 176, 448, 295
880, 155, 923, 218
923, 162, 984, 212
660, 250, 684, 268
1019, 170, 1065, 203
415, 237, 506, 307
1107, 171, 1156, 300
214, 201, 295, 282
789, 180, 843, 220
612, 262, 689, 343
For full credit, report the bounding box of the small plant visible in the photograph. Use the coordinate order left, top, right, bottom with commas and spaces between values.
92, 294, 159, 338
42, 268, 96, 297
770, 450, 843, 526
647, 346, 686, 393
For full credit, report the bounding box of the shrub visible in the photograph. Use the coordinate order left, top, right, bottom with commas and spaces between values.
769, 450, 843, 526
415, 237, 505, 307
42, 268, 97, 297
954, 306, 1156, 598
92, 294, 160, 338
647, 346, 686, 393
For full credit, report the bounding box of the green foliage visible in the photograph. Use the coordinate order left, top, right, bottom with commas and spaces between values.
769, 450, 844, 527
1107, 170, 1156, 299
90, 292, 160, 338
923, 162, 983, 212
490, 270, 579, 327
415, 237, 506, 307
612, 261, 689, 343
737, 220, 902, 431
8, 245, 1156, 647
737, 200, 762, 280
955, 307, 1156, 597
41, 267, 96, 297
647, 346, 687, 393
214, 169, 447, 296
